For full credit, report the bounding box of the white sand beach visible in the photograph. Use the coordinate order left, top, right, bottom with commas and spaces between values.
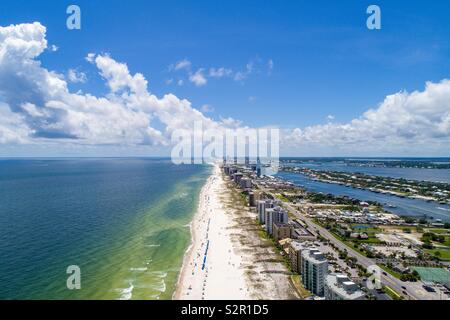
173, 164, 251, 300
174, 164, 298, 300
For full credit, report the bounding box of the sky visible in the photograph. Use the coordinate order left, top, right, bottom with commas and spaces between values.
0, 0, 450, 157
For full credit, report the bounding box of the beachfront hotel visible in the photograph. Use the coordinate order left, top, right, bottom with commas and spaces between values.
289, 241, 313, 274
324, 274, 365, 300
257, 199, 274, 224
265, 207, 289, 235
301, 249, 328, 296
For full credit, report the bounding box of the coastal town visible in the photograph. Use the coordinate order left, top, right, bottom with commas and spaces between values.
282, 166, 450, 205
211, 161, 450, 300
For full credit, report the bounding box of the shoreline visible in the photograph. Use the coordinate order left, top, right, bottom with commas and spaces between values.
172, 169, 207, 300
173, 164, 252, 300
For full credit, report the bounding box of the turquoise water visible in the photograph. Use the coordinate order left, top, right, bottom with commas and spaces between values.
0, 158, 210, 300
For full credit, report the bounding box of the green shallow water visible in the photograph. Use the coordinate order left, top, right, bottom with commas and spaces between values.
0, 159, 211, 300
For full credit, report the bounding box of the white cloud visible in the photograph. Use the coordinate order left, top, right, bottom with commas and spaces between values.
169, 58, 269, 86
201, 104, 214, 113
86, 53, 96, 63
284, 80, 450, 155
189, 69, 207, 87
49, 44, 58, 52
2, 22, 450, 156
209, 67, 233, 78
234, 61, 254, 82
0, 22, 237, 148
67, 69, 87, 83
0, 102, 29, 144
172, 59, 191, 71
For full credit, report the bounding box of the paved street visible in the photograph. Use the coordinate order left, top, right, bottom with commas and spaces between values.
257, 184, 437, 300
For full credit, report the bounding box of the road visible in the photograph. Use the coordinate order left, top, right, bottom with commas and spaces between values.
285, 202, 421, 299
257, 185, 426, 300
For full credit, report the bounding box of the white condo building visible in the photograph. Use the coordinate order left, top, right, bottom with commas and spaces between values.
265, 206, 288, 235
257, 200, 270, 224
301, 249, 328, 296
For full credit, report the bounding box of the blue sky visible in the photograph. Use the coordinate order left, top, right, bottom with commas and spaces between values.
1, 0, 450, 156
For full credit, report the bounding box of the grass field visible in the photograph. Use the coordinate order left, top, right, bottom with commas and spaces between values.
425, 248, 450, 261
426, 228, 450, 234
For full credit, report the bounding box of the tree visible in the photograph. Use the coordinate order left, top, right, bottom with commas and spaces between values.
422, 241, 434, 249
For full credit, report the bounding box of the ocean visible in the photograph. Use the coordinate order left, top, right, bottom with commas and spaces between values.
0, 158, 210, 300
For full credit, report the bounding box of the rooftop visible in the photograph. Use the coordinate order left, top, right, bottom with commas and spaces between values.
326, 274, 365, 300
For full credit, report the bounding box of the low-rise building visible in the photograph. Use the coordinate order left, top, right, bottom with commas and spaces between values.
240, 178, 252, 189
233, 173, 243, 184
324, 274, 365, 300
273, 222, 292, 241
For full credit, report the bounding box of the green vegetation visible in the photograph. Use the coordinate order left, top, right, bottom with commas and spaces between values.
379, 264, 403, 280
275, 194, 289, 202
283, 166, 450, 204
427, 228, 449, 234
290, 275, 311, 299
400, 270, 420, 282
379, 263, 420, 282
424, 248, 450, 261
422, 232, 446, 244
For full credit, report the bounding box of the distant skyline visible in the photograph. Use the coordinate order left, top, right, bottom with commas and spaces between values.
1, 0, 450, 157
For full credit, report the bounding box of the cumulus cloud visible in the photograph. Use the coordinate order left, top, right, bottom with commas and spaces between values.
209, 67, 233, 78
0, 102, 29, 144
284, 80, 450, 155
67, 69, 87, 83
234, 62, 254, 82
169, 58, 271, 86
172, 59, 191, 71
0, 22, 234, 147
1, 22, 450, 156
189, 69, 207, 87
201, 104, 214, 113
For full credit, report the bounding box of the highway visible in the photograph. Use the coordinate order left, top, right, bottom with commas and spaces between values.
257, 184, 425, 300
